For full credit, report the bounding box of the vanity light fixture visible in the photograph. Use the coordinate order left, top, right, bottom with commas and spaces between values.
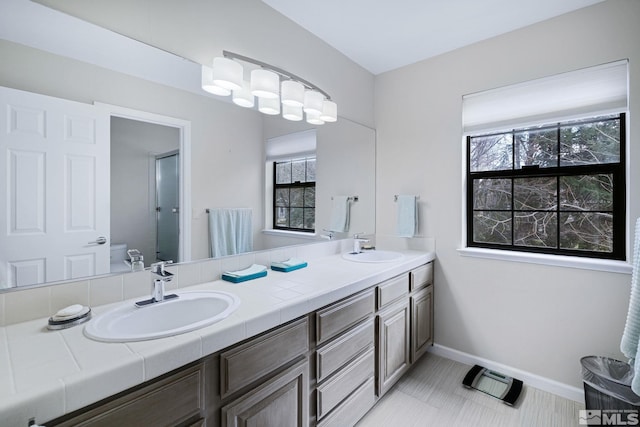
212, 57, 243, 91
281, 80, 305, 107
201, 50, 337, 123
303, 90, 324, 115
232, 81, 255, 108
306, 110, 325, 125
258, 97, 281, 115
320, 100, 338, 122
251, 69, 280, 99
201, 65, 231, 96
282, 104, 303, 121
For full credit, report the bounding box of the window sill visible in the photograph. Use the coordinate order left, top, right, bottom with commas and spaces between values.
262, 229, 318, 239
457, 247, 632, 274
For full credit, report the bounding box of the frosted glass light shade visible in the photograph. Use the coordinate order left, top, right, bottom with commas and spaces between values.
232, 81, 255, 108
258, 97, 281, 115
212, 57, 243, 91
282, 104, 303, 121
201, 65, 231, 96
251, 69, 280, 99
303, 90, 324, 114
281, 80, 305, 107
319, 100, 337, 122
306, 111, 325, 125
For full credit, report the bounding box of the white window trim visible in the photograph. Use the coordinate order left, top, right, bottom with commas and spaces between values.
262, 229, 319, 240
460, 61, 631, 272
264, 130, 317, 233
457, 247, 632, 274
459, 113, 632, 274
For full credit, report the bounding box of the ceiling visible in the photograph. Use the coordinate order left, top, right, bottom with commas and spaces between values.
262, 0, 606, 75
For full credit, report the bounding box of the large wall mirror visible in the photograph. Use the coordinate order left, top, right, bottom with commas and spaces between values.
0, 3, 376, 291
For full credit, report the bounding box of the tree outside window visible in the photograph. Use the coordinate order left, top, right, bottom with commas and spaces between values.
274, 157, 316, 232
467, 114, 625, 259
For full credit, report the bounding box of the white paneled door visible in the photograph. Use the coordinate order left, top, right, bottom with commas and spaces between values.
0, 86, 110, 288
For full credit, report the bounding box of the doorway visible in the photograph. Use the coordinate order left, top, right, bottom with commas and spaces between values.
101, 103, 191, 267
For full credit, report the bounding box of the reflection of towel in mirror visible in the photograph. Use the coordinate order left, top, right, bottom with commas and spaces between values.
621, 218, 640, 395
396, 195, 417, 237
208, 208, 253, 257
329, 196, 350, 232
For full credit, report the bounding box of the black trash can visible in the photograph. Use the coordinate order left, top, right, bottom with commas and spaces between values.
581, 356, 640, 421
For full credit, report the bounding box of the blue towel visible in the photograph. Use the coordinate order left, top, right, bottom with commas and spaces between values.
271, 258, 306, 269
208, 208, 253, 257
224, 264, 267, 278
221, 264, 268, 283
329, 196, 350, 232
396, 195, 418, 237
271, 258, 308, 272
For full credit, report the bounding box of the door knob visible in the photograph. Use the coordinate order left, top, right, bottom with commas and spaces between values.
88, 236, 107, 245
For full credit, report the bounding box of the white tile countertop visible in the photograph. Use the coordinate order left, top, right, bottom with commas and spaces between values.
0, 250, 434, 426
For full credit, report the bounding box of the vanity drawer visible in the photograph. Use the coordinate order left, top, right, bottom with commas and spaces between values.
410, 263, 433, 292
49, 363, 204, 426
220, 317, 309, 398
316, 319, 374, 382
376, 274, 408, 309
317, 377, 376, 427
317, 348, 374, 420
316, 289, 375, 344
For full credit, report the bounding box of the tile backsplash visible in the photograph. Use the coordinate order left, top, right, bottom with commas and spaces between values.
0, 239, 352, 327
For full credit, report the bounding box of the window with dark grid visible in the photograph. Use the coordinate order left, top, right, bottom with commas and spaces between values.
274, 157, 316, 232
467, 113, 625, 260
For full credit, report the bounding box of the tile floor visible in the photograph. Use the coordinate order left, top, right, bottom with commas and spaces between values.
357, 353, 585, 427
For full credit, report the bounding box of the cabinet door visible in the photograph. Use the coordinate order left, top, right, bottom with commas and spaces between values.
221, 360, 309, 427
376, 301, 410, 397
411, 285, 433, 363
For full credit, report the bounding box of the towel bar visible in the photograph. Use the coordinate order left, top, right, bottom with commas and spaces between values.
394, 195, 420, 202
331, 196, 358, 202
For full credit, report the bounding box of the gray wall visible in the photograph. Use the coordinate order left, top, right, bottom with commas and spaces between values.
375, 0, 639, 389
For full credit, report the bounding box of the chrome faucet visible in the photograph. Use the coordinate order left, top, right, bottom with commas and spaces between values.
127, 249, 144, 271
135, 261, 178, 307
352, 234, 370, 254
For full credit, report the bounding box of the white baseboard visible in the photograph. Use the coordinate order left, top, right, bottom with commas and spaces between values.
428, 344, 585, 403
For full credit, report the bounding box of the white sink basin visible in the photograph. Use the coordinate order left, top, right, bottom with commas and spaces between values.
342, 250, 404, 263
84, 290, 240, 342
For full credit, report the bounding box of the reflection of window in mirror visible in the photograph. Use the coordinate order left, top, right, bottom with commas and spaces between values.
274, 157, 316, 232
265, 130, 317, 233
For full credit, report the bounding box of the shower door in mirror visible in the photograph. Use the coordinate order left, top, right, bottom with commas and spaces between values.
155, 151, 179, 262
0, 86, 110, 288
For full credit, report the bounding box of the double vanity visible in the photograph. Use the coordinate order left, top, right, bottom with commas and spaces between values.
0, 244, 434, 426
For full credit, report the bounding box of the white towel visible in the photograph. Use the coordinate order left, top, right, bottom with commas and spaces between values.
329, 196, 350, 233
621, 217, 640, 395
396, 195, 418, 237
273, 258, 306, 268
208, 208, 253, 258
224, 264, 267, 278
